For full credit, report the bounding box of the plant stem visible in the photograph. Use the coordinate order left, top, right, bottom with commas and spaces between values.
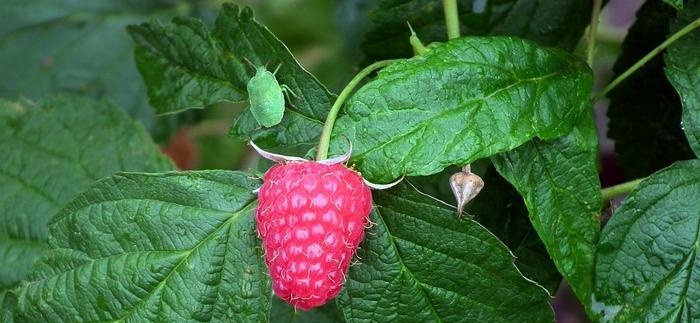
316, 60, 398, 160
597, 17, 700, 100
443, 0, 460, 40
407, 22, 428, 55
601, 178, 645, 200
586, 0, 602, 67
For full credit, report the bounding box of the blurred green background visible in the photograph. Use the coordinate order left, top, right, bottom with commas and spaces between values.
0, 0, 374, 172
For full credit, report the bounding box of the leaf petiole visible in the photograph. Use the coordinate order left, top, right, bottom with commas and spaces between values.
443, 0, 460, 40
596, 17, 700, 101
316, 59, 398, 160
585, 0, 603, 67
601, 178, 646, 200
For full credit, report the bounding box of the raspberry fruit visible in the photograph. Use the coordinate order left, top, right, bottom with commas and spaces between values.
255, 161, 372, 309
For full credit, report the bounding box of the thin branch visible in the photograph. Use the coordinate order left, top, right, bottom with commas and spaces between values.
601, 178, 645, 200
596, 17, 700, 100
586, 0, 603, 67
443, 0, 460, 39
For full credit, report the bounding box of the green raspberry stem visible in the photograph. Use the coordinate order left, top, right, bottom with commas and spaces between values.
316, 59, 398, 161
443, 0, 460, 40
596, 17, 700, 101
585, 0, 602, 67
601, 178, 645, 200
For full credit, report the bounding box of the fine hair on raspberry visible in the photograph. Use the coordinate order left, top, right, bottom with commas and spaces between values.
255, 160, 373, 309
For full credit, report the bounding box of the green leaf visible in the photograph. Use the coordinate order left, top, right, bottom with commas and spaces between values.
468, 167, 562, 294
1, 290, 16, 323
128, 15, 245, 115
665, 0, 685, 10
331, 36, 592, 183
0, 96, 172, 292
129, 4, 336, 150
271, 298, 343, 323
403, 166, 461, 206
361, 0, 591, 62
0, 0, 189, 129
338, 183, 554, 322
405, 161, 562, 293
492, 112, 602, 309
593, 160, 700, 322
607, 0, 695, 179
665, 0, 700, 158
10, 171, 269, 322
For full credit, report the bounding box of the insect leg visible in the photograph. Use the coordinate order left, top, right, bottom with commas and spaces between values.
280, 84, 300, 100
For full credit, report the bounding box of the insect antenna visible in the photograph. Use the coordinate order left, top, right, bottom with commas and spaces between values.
242, 57, 256, 68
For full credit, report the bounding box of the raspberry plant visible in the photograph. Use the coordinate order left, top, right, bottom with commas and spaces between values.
1, 0, 700, 322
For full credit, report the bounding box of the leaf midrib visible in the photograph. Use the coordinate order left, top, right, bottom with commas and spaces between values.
114, 200, 257, 322
350, 69, 562, 161
376, 208, 443, 323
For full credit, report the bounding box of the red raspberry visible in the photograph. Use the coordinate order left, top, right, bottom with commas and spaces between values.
255, 161, 372, 310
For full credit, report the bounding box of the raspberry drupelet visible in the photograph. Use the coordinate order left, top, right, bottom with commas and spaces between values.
255, 161, 372, 309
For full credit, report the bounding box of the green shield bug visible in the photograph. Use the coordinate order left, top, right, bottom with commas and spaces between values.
245, 60, 297, 128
